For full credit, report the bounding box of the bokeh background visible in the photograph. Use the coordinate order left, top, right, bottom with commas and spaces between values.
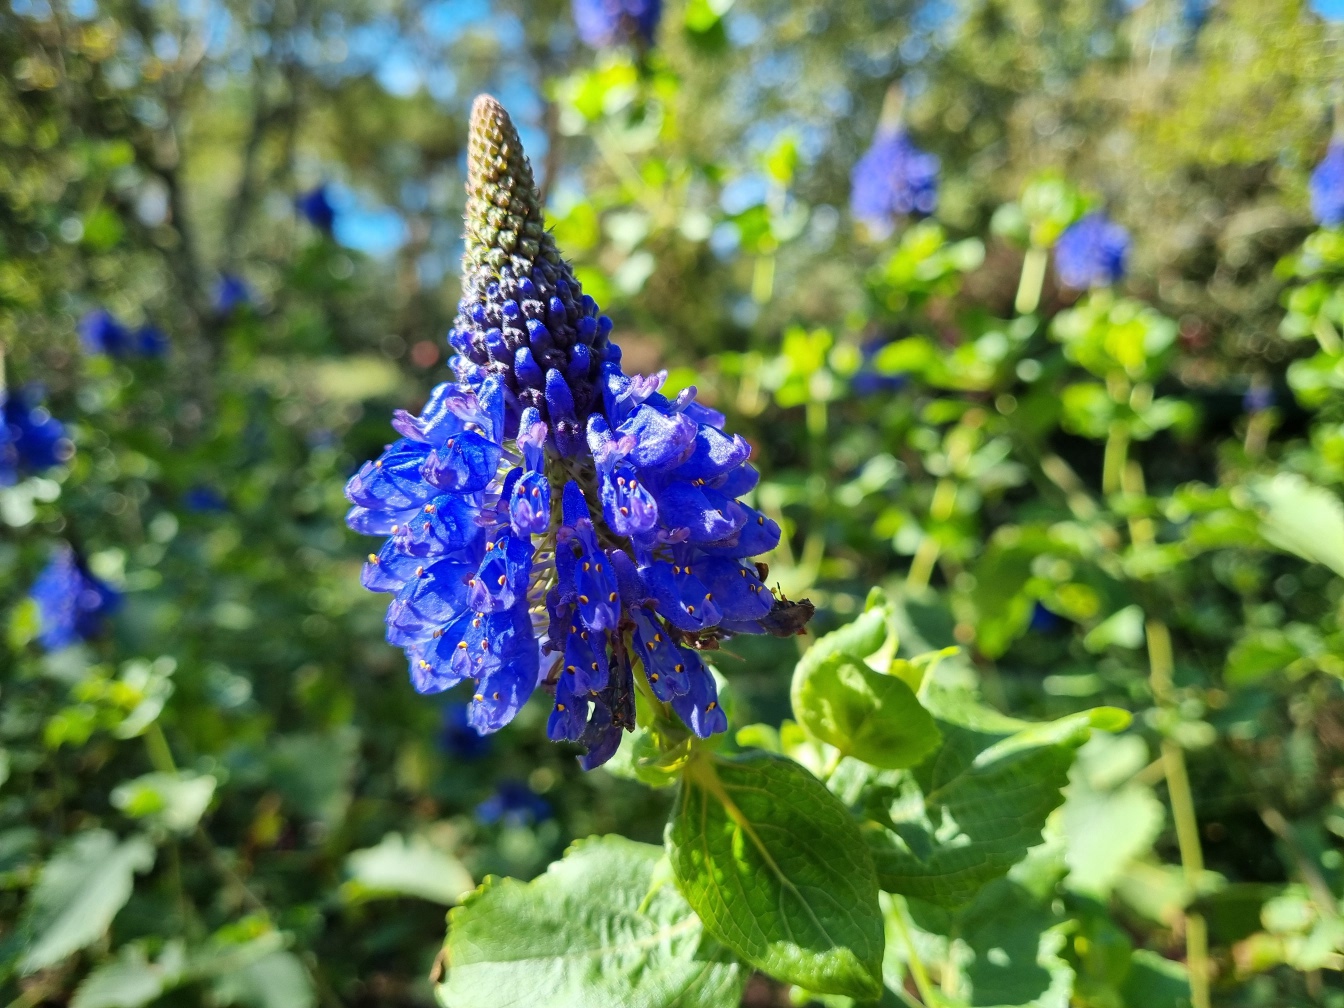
5, 0, 1344, 1005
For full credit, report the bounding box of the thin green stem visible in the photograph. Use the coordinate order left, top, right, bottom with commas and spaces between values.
891, 897, 937, 1008
752, 253, 776, 305
1102, 421, 1129, 496
906, 536, 940, 594
1119, 443, 1210, 1008
1014, 246, 1048, 315
145, 722, 178, 774
1313, 311, 1342, 355
1148, 618, 1211, 1008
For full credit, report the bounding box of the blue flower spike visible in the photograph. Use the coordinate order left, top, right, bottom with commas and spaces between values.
345, 96, 809, 768
851, 87, 938, 236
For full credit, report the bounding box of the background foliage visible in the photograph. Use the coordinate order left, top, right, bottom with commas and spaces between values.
4, 0, 1344, 1005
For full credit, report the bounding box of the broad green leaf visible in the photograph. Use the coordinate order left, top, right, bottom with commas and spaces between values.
1225, 628, 1308, 684
1251, 473, 1344, 577
210, 950, 315, 1008
343, 832, 473, 905
1119, 950, 1191, 1008
21, 830, 155, 973
1060, 736, 1164, 898
867, 702, 1127, 908
111, 771, 217, 834
792, 654, 940, 769
669, 751, 884, 999
439, 835, 744, 1008
71, 941, 185, 1008
949, 880, 1074, 1008
796, 588, 892, 679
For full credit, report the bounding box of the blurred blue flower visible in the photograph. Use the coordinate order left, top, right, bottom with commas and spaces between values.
30, 544, 119, 651
572, 0, 660, 48
346, 97, 798, 769
79, 309, 131, 356
136, 325, 169, 358
439, 702, 492, 759
1244, 384, 1275, 414
475, 780, 551, 827
851, 336, 908, 397
1, 386, 74, 486
1028, 601, 1065, 634
184, 485, 228, 512
214, 274, 252, 314
78, 310, 168, 358
296, 185, 336, 233
1310, 141, 1344, 228
1054, 212, 1130, 289
850, 128, 939, 232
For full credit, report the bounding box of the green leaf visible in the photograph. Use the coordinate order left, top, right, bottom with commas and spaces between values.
668, 751, 884, 998
21, 830, 155, 973
343, 832, 473, 905
792, 654, 941, 769
1083, 605, 1145, 653
1251, 473, 1344, 577
946, 880, 1074, 1008
439, 835, 744, 1008
1060, 736, 1164, 898
111, 771, 217, 834
1119, 950, 1191, 1008
210, 950, 315, 1008
867, 701, 1126, 908
796, 590, 892, 680
71, 941, 185, 1008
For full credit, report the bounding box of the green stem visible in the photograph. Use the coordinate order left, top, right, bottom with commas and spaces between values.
1147, 618, 1211, 1008
1102, 421, 1129, 496
752, 253, 776, 305
1014, 246, 1048, 315
1313, 311, 1342, 355
891, 897, 937, 1008
145, 722, 178, 774
906, 536, 940, 594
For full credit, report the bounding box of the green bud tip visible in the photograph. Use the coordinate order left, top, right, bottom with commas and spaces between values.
465, 94, 556, 276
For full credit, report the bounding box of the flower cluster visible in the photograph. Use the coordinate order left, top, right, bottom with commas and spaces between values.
346, 96, 803, 768
79, 309, 168, 359
296, 185, 336, 233
850, 128, 939, 233
1, 386, 74, 487
1310, 141, 1344, 229
1054, 212, 1130, 290
572, 0, 660, 49
30, 544, 119, 651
